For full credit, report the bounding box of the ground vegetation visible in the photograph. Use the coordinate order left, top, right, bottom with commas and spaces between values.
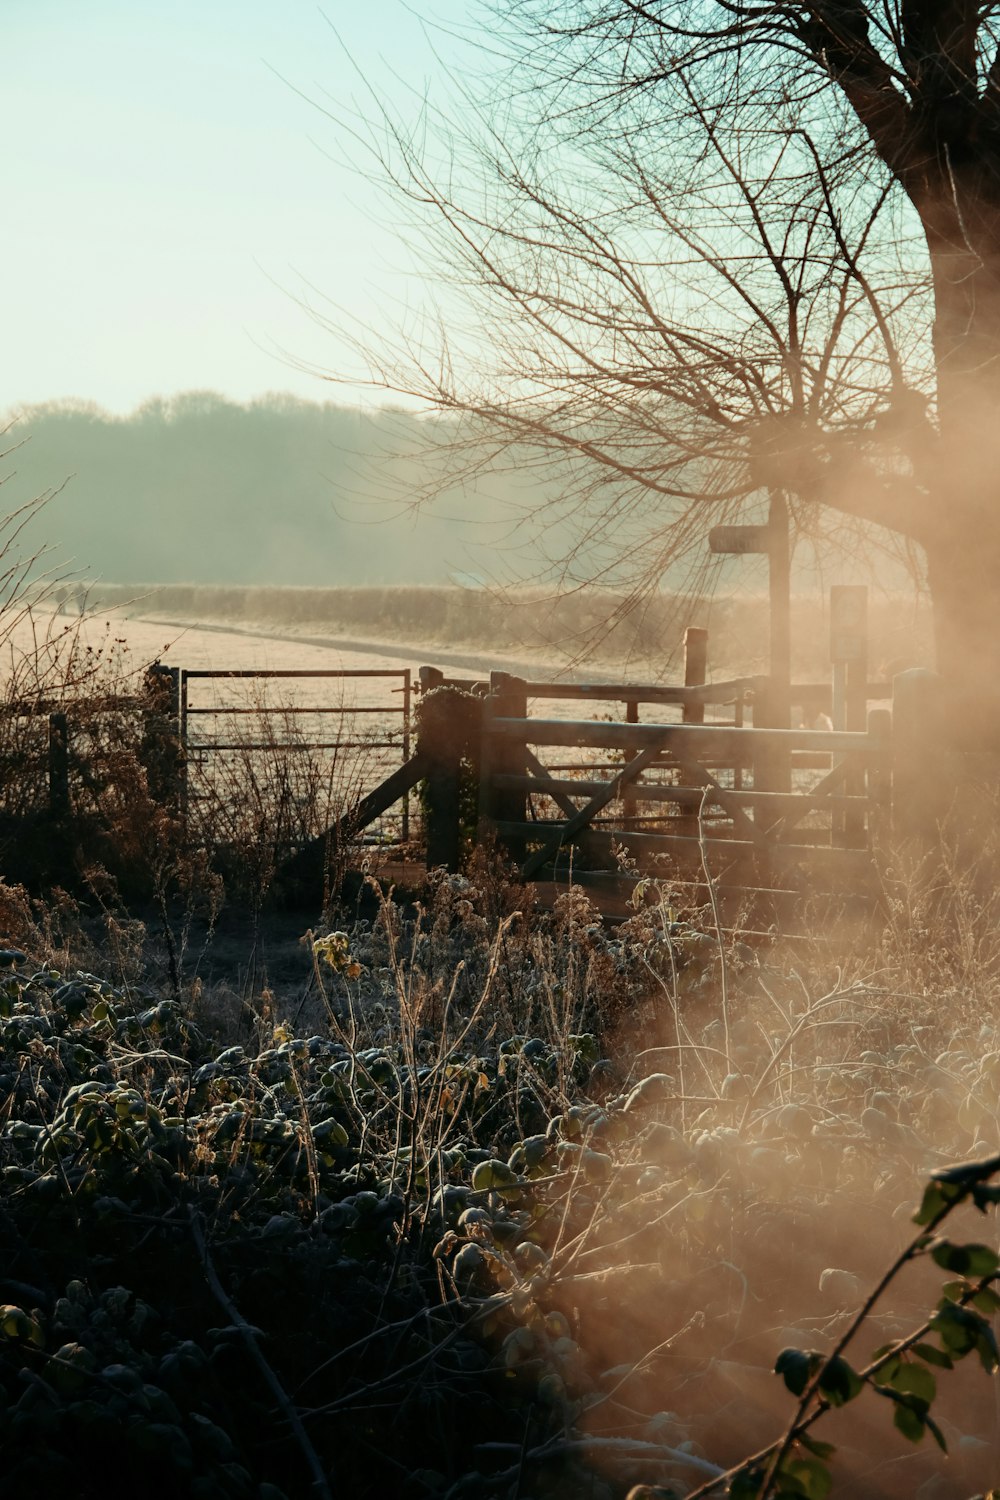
0, 862, 999, 1499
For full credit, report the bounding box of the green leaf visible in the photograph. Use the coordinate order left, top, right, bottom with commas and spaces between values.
930, 1240, 1000, 1277
912, 1341, 952, 1369
971, 1286, 1000, 1316
775, 1347, 820, 1398
932, 1301, 987, 1358
778, 1456, 832, 1500
879, 1361, 936, 1405
893, 1400, 926, 1443
873, 1353, 902, 1385
797, 1435, 835, 1461
913, 1179, 959, 1227
817, 1355, 863, 1408
471, 1158, 517, 1192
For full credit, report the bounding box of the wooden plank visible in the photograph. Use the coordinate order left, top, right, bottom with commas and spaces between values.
522, 747, 579, 820
490, 716, 881, 757
432, 677, 890, 709
347, 750, 433, 834
670, 756, 769, 847
521, 677, 761, 705
678, 628, 708, 837
546, 868, 878, 914
709, 523, 771, 554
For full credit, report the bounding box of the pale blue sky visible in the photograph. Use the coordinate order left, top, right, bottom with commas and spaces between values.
3, 1, 482, 414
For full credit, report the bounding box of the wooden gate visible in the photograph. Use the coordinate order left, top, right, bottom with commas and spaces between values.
477, 672, 891, 926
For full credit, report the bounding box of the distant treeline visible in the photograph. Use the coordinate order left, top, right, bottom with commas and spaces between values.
64, 581, 934, 679
3, 393, 580, 588
7, 391, 922, 615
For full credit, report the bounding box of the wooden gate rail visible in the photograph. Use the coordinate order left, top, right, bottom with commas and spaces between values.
486, 717, 877, 755
431, 674, 892, 714
493, 823, 875, 879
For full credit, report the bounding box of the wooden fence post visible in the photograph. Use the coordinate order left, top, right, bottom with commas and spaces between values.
767, 490, 792, 733
417, 683, 483, 872
141, 664, 185, 817
623, 699, 639, 828
479, 672, 528, 864
401, 668, 412, 842
751, 685, 790, 819
678, 626, 708, 838
48, 713, 70, 822
866, 707, 892, 846
891, 669, 944, 842
413, 666, 446, 858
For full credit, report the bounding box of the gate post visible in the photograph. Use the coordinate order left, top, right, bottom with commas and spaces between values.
678, 626, 708, 838
417, 684, 483, 872
891, 669, 945, 842
478, 672, 528, 864
141, 664, 185, 818
865, 707, 892, 846
830, 585, 869, 847
48, 713, 70, 823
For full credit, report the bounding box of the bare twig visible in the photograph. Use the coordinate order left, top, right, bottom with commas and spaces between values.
189, 1209, 333, 1500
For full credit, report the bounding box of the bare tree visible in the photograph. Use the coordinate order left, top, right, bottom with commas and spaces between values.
315, 3, 1000, 692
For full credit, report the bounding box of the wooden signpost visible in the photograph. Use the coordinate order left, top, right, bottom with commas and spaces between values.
707, 524, 772, 556
708, 493, 790, 728
709, 493, 791, 802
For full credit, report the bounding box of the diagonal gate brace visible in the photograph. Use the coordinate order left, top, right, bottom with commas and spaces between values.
519, 736, 670, 879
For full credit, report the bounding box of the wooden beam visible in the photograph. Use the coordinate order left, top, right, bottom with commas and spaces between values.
490, 717, 880, 757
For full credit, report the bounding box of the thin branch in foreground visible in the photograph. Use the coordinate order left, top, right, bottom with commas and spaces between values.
189, 1209, 333, 1500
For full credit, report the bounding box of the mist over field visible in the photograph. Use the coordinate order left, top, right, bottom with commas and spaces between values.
70, 579, 932, 682
7, 393, 918, 615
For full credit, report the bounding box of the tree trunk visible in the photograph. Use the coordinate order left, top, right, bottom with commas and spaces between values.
920, 204, 1000, 694
924, 519, 1000, 694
